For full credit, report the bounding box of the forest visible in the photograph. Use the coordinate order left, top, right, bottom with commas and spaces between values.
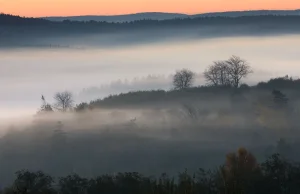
2, 13, 300, 27
1, 149, 300, 194
1, 14, 300, 43
1, 55, 300, 194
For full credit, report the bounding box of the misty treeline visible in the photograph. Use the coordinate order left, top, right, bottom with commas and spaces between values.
2, 148, 300, 194
1, 13, 300, 38
41, 55, 252, 113
40, 55, 288, 113
2, 13, 300, 27
2, 55, 300, 189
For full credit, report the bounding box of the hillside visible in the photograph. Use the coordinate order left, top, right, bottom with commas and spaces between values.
76, 76, 300, 110
42, 12, 189, 22
2, 14, 300, 48
0, 13, 50, 25
41, 9, 300, 22
193, 9, 300, 18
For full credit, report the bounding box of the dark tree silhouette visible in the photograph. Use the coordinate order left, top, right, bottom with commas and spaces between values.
239, 83, 250, 89
75, 102, 89, 112
4, 150, 300, 194
203, 56, 252, 88
225, 55, 253, 88
58, 174, 89, 194
261, 153, 293, 194
219, 147, 261, 194
54, 91, 74, 112
39, 95, 53, 113
204, 61, 231, 87
12, 170, 54, 194
172, 69, 195, 90
272, 90, 288, 109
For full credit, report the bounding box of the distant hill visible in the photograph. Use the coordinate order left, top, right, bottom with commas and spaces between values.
0, 13, 50, 25
193, 9, 300, 18
42, 10, 300, 22
42, 12, 189, 23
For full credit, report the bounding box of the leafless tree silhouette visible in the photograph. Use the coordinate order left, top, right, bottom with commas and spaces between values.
204, 56, 252, 88
226, 55, 253, 88
54, 91, 74, 112
204, 61, 231, 86
173, 69, 195, 90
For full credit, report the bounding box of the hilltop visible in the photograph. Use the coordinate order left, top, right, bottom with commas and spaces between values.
42, 12, 189, 22
41, 9, 300, 22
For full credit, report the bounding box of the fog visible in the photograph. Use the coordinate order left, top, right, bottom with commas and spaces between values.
0, 99, 297, 185
1, 31, 300, 186
1, 34, 300, 118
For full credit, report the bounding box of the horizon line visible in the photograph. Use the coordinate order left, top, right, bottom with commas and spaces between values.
3, 8, 300, 18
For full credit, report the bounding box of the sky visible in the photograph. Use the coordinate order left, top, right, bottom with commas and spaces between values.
0, 0, 299, 17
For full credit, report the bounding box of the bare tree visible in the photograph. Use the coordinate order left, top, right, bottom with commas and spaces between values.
204, 61, 230, 86
173, 69, 195, 90
226, 55, 253, 88
54, 91, 74, 112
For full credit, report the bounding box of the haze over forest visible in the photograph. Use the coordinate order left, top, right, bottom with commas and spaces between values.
1, 9, 300, 191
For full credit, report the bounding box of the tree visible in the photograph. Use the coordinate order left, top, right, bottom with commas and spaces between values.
261, 154, 293, 194
12, 170, 54, 194
58, 174, 89, 194
225, 55, 253, 88
204, 61, 230, 87
203, 56, 252, 88
272, 90, 288, 109
239, 83, 250, 90
173, 69, 195, 90
219, 148, 261, 194
54, 91, 74, 112
75, 102, 89, 112
39, 95, 53, 113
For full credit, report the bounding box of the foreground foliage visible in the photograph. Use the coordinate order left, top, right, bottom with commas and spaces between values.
2, 149, 300, 194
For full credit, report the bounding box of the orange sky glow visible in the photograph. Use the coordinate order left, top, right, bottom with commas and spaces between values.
1, 0, 299, 17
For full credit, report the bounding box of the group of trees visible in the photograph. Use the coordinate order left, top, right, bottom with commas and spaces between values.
173, 55, 252, 90
39, 91, 74, 113
2, 148, 300, 194
204, 55, 252, 88
39, 55, 251, 113
38, 56, 297, 117
2, 13, 300, 28
40, 55, 297, 114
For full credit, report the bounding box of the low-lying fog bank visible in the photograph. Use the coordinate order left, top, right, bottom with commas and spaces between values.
1, 90, 299, 185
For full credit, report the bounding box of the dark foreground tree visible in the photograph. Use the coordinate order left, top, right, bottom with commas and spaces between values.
173, 69, 195, 90
58, 174, 89, 194
11, 170, 54, 194
218, 147, 261, 194
4, 150, 300, 194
